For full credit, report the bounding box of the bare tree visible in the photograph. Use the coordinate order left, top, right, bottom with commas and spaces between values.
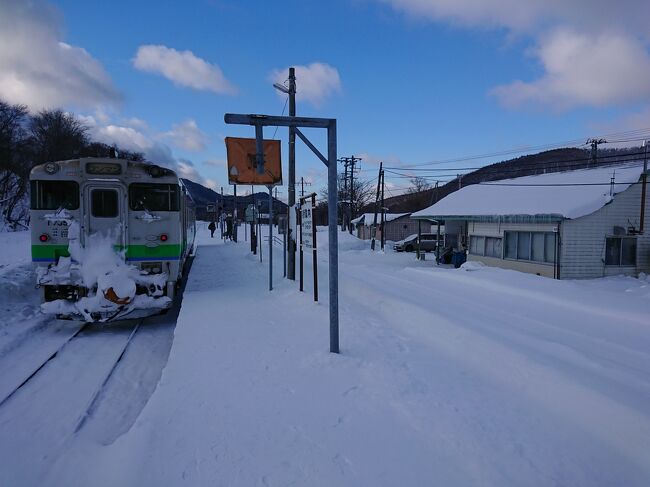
0, 101, 30, 229
28, 109, 89, 165
407, 176, 432, 194
320, 173, 375, 227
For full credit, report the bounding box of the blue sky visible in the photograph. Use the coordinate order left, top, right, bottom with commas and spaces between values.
2, 0, 650, 198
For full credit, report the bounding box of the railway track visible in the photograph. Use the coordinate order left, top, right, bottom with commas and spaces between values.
0, 318, 143, 410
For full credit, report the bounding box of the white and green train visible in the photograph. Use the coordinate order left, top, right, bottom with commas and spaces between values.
30, 157, 196, 321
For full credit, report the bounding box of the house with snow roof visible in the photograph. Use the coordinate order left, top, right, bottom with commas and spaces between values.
412, 163, 649, 279
351, 212, 427, 241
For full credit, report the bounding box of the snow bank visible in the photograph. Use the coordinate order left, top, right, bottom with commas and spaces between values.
38, 225, 650, 487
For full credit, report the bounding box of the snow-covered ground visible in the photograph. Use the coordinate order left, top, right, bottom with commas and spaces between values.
2, 224, 650, 486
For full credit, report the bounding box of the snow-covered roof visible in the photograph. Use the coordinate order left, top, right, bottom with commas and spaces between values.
351, 213, 410, 226
412, 163, 646, 222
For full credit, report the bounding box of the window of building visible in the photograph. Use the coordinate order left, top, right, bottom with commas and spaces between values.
469, 235, 484, 255
504, 231, 556, 263
505, 232, 517, 259
30, 180, 79, 210
129, 183, 180, 211
605, 237, 636, 266
485, 237, 502, 257
91, 189, 119, 218
469, 235, 502, 257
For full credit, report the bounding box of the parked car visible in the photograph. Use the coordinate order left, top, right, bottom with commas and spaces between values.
393, 233, 441, 252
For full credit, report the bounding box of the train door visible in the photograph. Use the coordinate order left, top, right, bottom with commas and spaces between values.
85, 183, 126, 250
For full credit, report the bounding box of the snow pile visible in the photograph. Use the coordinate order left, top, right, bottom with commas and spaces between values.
351, 212, 409, 225
136, 210, 162, 223
460, 260, 486, 271
39, 222, 170, 321
43, 208, 74, 223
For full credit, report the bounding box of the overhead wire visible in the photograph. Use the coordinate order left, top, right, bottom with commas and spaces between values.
379, 127, 650, 169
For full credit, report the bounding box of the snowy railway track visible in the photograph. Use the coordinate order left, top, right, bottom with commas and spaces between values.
0, 318, 142, 410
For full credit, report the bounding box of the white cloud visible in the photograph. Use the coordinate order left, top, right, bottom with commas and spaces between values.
378, 0, 650, 110
269, 63, 341, 107
133, 45, 237, 94
203, 158, 226, 167
491, 29, 650, 109
160, 119, 209, 152
378, 0, 650, 35
0, 1, 120, 111
176, 158, 219, 188
84, 116, 218, 188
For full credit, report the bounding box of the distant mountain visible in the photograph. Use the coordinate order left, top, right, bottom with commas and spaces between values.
181, 178, 288, 220
365, 146, 646, 214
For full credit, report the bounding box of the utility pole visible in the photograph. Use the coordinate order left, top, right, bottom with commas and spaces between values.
287, 68, 297, 280
338, 155, 362, 232
587, 138, 606, 168
641, 140, 648, 233
371, 162, 383, 251
349, 155, 360, 234
380, 168, 385, 251
341, 158, 349, 231
299, 176, 311, 198
220, 186, 224, 238
233, 184, 238, 242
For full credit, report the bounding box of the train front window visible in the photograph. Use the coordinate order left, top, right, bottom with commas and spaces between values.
91, 189, 119, 218
129, 183, 180, 211
30, 180, 80, 210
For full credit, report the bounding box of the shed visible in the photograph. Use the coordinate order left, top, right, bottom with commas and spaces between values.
351, 213, 428, 241
412, 163, 650, 279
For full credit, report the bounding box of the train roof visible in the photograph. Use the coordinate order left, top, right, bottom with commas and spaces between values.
30, 157, 179, 182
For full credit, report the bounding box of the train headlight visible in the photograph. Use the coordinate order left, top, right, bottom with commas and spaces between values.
160, 234, 168, 242
44, 162, 59, 174
39, 233, 50, 242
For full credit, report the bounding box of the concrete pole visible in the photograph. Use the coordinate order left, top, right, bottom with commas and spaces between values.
287, 67, 297, 280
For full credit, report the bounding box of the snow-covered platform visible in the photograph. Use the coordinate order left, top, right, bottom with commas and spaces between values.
3, 225, 650, 486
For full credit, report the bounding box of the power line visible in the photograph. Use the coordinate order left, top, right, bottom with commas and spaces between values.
271, 94, 289, 140
382, 153, 645, 181
385, 149, 647, 173
381, 127, 650, 168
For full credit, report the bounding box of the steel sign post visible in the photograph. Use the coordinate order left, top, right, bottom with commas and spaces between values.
225, 113, 339, 353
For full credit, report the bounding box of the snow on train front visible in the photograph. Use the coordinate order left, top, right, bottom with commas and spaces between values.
30, 157, 195, 322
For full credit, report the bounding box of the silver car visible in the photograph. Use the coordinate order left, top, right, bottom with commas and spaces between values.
393, 233, 440, 252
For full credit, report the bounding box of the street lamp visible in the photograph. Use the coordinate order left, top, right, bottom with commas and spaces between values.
273, 82, 290, 94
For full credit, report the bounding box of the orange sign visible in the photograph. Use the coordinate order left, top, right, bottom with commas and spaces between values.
225, 137, 282, 185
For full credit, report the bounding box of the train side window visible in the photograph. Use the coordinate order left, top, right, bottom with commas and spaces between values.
129, 183, 180, 211
30, 180, 80, 210
91, 189, 119, 218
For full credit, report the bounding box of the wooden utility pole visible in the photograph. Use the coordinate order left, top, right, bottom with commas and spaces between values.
342, 158, 349, 231
299, 176, 311, 198
641, 140, 648, 233
380, 168, 385, 251
587, 138, 606, 168
287, 68, 297, 280
371, 162, 383, 251
348, 155, 360, 234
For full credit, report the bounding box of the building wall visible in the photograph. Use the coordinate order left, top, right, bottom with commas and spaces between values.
463, 182, 650, 279
383, 218, 424, 242
357, 218, 428, 241
467, 221, 557, 278
560, 183, 650, 279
